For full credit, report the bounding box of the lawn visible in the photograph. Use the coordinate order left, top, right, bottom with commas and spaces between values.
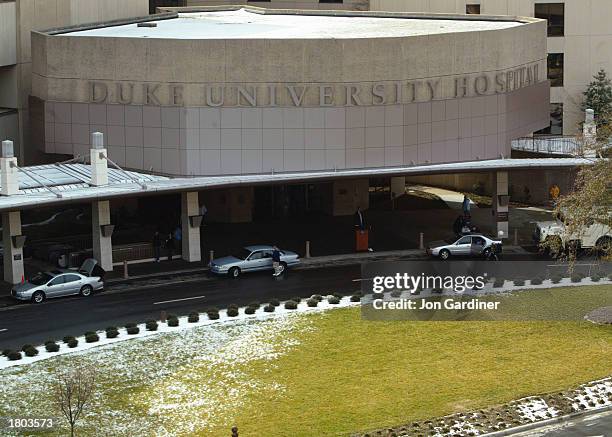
0, 286, 610, 437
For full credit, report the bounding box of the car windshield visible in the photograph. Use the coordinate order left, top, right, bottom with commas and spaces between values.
233, 248, 253, 260
30, 272, 53, 285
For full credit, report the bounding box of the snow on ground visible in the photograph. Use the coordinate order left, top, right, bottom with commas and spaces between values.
0, 297, 359, 436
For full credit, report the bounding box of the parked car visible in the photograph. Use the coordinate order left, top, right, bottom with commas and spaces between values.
426, 234, 502, 260
533, 212, 612, 256
11, 258, 105, 303
209, 245, 300, 278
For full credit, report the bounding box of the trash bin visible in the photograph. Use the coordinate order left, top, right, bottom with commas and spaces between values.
355, 229, 369, 252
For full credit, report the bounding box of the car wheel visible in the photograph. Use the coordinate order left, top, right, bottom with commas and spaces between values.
229, 267, 241, 278
439, 249, 450, 260
80, 285, 93, 297
31, 291, 45, 304
482, 248, 491, 258
596, 237, 612, 258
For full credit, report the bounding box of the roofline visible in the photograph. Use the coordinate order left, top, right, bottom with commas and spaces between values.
34, 5, 541, 37
0, 158, 594, 213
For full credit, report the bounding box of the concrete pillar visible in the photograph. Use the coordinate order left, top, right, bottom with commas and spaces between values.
390, 176, 405, 199
1, 140, 23, 284
90, 132, 108, 186
2, 211, 24, 284
181, 192, 201, 262
492, 171, 509, 240
92, 200, 113, 272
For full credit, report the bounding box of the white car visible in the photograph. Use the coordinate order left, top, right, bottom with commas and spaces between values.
427, 234, 502, 260
533, 214, 612, 255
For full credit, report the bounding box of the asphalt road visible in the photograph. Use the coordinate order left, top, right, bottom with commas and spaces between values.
0, 265, 360, 351
511, 409, 612, 436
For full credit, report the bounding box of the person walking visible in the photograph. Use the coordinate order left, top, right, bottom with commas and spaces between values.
153, 231, 162, 262
165, 233, 175, 261
354, 207, 366, 231
462, 194, 471, 216
272, 246, 282, 277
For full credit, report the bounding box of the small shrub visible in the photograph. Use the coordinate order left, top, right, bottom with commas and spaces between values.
551, 274, 563, 284
571, 273, 584, 283
608, 272, 612, 281
126, 326, 140, 335
590, 273, 601, 282
85, 333, 99, 343
270, 298, 280, 307
7, 351, 22, 361
333, 292, 343, 299
530, 277, 543, 285
44, 339, 56, 346
2, 349, 11, 357
493, 278, 505, 288
513, 278, 525, 286
227, 304, 238, 311
263, 304, 275, 312
307, 298, 318, 307
45, 342, 60, 352
188, 312, 199, 323
351, 294, 362, 302
227, 307, 239, 317
244, 306, 256, 315
21, 344, 34, 352
206, 306, 219, 313
106, 328, 119, 339
207, 310, 220, 320
24, 346, 38, 357
62, 336, 75, 344
167, 317, 179, 327
311, 294, 323, 301
390, 290, 402, 298
125, 323, 137, 329
432, 286, 443, 293
284, 300, 298, 310
146, 320, 159, 331
67, 339, 78, 348
328, 296, 340, 304
247, 302, 260, 309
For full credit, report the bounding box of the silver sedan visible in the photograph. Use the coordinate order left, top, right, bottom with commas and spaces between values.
426, 234, 502, 260
209, 245, 300, 278
11, 259, 105, 303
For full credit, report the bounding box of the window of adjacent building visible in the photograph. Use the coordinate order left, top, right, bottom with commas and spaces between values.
547, 53, 564, 87
535, 103, 564, 136
466, 4, 481, 14
534, 3, 564, 37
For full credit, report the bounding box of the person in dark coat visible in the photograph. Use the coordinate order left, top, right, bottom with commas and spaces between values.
354, 207, 366, 231
153, 231, 162, 262
272, 246, 282, 277
165, 233, 175, 261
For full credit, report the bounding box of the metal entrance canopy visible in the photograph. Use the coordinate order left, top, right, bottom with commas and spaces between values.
0, 157, 596, 212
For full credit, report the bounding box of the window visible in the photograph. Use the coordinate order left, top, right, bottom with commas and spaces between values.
472, 237, 486, 246
535, 3, 564, 37
64, 274, 81, 283
457, 237, 472, 245
48, 276, 65, 286
248, 251, 264, 260
466, 4, 481, 14
547, 53, 564, 87
535, 103, 563, 136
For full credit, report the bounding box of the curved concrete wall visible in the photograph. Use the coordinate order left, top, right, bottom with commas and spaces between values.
31, 9, 550, 176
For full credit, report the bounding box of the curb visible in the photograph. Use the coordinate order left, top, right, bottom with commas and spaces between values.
480, 404, 612, 436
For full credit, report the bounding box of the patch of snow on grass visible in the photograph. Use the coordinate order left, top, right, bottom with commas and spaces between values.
515, 398, 560, 422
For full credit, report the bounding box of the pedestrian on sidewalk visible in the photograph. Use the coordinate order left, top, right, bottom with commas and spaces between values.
272, 246, 282, 277
354, 207, 366, 231
174, 225, 182, 251
462, 194, 471, 216
165, 233, 175, 261
153, 231, 162, 262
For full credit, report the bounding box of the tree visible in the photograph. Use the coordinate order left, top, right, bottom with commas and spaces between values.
541, 113, 612, 262
583, 69, 612, 141
52, 364, 97, 437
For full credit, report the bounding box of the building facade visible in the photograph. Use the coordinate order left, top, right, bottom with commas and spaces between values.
30, 7, 549, 177
0, 0, 149, 164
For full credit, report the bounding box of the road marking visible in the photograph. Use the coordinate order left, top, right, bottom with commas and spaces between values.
0, 328, 7, 333
153, 295, 206, 305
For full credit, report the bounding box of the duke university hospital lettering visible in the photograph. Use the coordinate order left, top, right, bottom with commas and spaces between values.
88, 63, 540, 107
